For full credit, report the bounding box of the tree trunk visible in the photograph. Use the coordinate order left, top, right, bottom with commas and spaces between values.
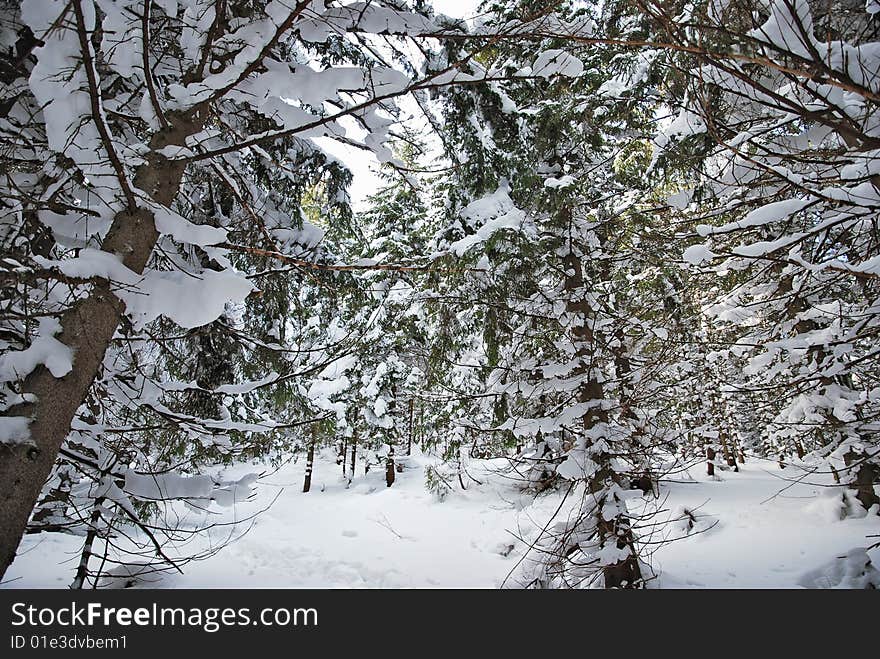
844, 450, 880, 511
707, 446, 716, 477
348, 436, 357, 487
336, 438, 346, 475
0, 114, 202, 580
385, 444, 395, 488
722, 431, 737, 470
302, 444, 313, 492
600, 514, 642, 589
456, 443, 467, 490
563, 247, 642, 589
303, 425, 317, 493
407, 398, 414, 456
70, 497, 105, 590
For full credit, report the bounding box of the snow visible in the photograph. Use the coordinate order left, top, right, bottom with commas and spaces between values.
23, 0, 128, 209
749, 0, 814, 60
531, 50, 584, 79
34, 249, 254, 330
656, 107, 707, 149
432, 0, 480, 19
798, 547, 879, 588
4, 0, 880, 591
666, 189, 692, 210
449, 185, 531, 256
698, 198, 813, 236
0, 416, 31, 445
683, 244, 716, 265
645, 463, 878, 588
544, 175, 576, 189
123, 472, 215, 502
150, 201, 229, 247
3, 453, 877, 588
125, 267, 254, 330
0, 317, 73, 383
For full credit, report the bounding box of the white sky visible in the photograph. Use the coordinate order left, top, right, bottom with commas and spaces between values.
432, 0, 482, 18
313, 0, 482, 210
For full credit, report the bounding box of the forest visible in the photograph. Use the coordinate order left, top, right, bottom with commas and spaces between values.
0, 0, 878, 589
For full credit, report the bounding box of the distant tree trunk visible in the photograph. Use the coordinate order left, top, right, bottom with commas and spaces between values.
303, 425, 317, 493
419, 401, 425, 451
348, 436, 357, 487
721, 441, 732, 467
407, 399, 414, 456
721, 429, 737, 471
707, 446, 716, 477
385, 444, 395, 487
336, 438, 346, 476
457, 443, 467, 490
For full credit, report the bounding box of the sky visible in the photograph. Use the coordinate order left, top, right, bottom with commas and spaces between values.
313, 0, 482, 210
432, 0, 482, 18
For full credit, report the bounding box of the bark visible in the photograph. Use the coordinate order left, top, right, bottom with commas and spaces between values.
0, 115, 201, 580
844, 450, 880, 511
631, 471, 653, 495
341, 438, 347, 477
348, 436, 357, 487
707, 446, 716, 477
70, 497, 105, 590
600, 516, 642, 589
456, 443, 466, 490
407, 399, 414, 456
722, 431, 737, 469
303, 425, 317, 493
563, 248, 642, 589
385, 444, 395, 488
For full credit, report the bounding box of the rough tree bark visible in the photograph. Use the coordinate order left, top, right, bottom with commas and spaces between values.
0, 114, 202, 580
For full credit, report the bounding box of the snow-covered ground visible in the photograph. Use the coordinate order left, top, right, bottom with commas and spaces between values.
3, 451, 878, 589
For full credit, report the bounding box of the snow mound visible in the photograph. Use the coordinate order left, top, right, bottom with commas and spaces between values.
804, 487, 869, 522
798, 548, 880, 589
